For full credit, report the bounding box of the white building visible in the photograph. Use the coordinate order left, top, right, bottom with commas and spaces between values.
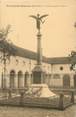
0, 41, 76, 89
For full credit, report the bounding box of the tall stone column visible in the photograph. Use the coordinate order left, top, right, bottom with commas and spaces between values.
30, 14, 48, 84
37, 31, 42, 65
32, 31, 44, 84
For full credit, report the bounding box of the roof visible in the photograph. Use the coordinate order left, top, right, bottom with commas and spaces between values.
0, 40, 48, 63
47, 56, 76, 64
0, 40, 76, 64
10, 45, 48, 63
47, 57, 71, 64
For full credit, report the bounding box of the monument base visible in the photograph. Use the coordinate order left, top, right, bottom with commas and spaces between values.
32, 65, 46, 84
30, 84, 56, 97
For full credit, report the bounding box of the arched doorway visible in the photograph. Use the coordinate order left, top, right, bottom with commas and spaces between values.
18, 71, 23, 88
10, 70, 16, 88
63, 74, 70, 88
24, 71, 29, 87
74, 74, 76, 88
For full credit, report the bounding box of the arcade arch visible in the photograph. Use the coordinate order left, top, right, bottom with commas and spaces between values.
10, 70, 16, 88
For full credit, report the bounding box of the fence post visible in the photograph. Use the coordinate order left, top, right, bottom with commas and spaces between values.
59, 93, 64, 110
71, 91, 74, 104
8, 90, 12, 99
20, 91, 25, 105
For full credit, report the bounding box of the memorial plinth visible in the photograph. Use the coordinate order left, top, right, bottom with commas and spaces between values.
32, 65, 45, 84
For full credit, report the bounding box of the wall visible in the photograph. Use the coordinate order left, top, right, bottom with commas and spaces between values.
0, 52, 75, 89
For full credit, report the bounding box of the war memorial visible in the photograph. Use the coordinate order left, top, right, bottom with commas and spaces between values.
0, 14, 76, 110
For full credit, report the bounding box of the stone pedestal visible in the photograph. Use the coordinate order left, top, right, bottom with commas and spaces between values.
32, 65, 45, 84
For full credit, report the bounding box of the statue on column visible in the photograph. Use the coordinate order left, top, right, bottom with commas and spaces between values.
30, 14, 48, 31
30, 14, 48, 84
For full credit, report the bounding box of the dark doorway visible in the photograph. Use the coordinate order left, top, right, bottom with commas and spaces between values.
63, 74, 70, 88
10, 70, 15, 88
24, 71, 29, 86
18, 71, 23, 88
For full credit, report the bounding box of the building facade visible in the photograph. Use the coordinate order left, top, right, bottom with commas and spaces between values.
0, 44, 76, 89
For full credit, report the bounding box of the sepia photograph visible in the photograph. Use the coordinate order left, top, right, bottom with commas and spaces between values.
0, 0, 76, 117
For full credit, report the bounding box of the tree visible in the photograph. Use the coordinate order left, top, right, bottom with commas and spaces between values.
0, 25, 16, 89
69, 51, 76, 71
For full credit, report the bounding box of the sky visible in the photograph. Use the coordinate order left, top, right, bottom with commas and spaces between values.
0, 0, 76, 57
